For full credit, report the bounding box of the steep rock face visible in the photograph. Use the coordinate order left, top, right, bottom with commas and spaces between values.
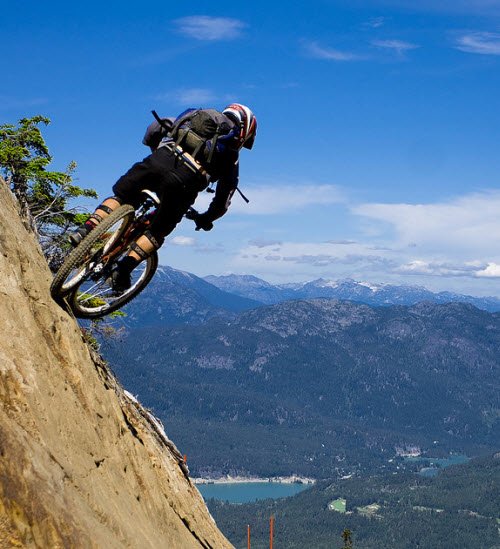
0, 180, 231, 548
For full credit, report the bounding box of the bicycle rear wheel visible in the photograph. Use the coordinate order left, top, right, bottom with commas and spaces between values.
50, 205, 135, 299
68, 251, 158, 318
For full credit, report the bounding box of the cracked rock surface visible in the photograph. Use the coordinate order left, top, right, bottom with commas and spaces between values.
0, 179, 232, 548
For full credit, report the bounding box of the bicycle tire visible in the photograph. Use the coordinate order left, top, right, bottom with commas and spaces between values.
68, 251, 158, 319
50, 205, 135, 300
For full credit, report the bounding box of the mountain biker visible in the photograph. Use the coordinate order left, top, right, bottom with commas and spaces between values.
68, 104, 257, 292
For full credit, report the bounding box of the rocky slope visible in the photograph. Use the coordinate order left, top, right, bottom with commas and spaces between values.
0, 179, 231, 548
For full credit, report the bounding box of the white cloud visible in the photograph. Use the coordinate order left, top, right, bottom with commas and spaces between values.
396, 259, 485, 277
234, 240, 397, 273
365, 16, 387, 28
233, 236, 496, 285
248, 238, 283, 248
396, 260, 435, 274
305, 38, 419, 63
155, 87, 218, 106
372, 39, 420, 54
352, 191, 500, 255
477, 263, 500, 277
174, 16, 246, 41
193, 183, 345, 215
455, 32, 500, 55
235, 184, 346, 215
229, 190, 500, 285
304, 41, 364, 61
189, 185, 500, 292
327, 239, 358, 245
170, 236, 196, 247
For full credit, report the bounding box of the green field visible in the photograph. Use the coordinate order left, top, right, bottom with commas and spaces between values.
328, 498, 346, 513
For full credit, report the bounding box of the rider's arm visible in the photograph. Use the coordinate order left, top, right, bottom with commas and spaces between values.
202, 154, 240, 223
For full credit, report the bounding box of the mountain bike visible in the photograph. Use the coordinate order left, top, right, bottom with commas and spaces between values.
50, 190, 163, 319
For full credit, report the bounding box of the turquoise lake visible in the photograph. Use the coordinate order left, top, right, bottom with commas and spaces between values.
404, 454, 470, 477
196, 482, 311, 503
197, 456, 470, 502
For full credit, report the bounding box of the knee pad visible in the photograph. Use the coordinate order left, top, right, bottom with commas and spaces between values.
143, 230, 164, 249
96, 203, 114, 215
129, 241, 150, 260
95, 196, 123, 216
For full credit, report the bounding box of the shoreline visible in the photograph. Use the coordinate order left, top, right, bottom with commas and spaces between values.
192, 475, 316, 485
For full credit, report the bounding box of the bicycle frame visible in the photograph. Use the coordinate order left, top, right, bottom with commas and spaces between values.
95, 195, 159, 268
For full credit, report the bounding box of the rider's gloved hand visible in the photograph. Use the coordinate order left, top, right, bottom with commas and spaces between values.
186, 210, 214, 231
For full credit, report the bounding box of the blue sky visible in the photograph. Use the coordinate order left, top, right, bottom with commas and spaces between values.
3, 0, 500, 295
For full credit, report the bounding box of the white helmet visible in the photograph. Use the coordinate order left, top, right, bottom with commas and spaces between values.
222, 103, 257, 150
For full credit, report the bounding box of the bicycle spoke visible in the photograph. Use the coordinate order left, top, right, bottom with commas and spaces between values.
68, 253, 158, 318
77, 286, 112, 304
52, 208, 134, 297
51, 204, 159, 319
80, 276, 109, 295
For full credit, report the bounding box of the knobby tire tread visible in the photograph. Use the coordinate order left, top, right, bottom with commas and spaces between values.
50, 205, 135, 300
71, 252, 158, 319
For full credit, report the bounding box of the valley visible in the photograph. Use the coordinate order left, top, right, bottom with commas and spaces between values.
101, 269, 500, 480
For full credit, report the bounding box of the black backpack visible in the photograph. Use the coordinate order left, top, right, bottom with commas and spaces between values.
150, 109, 250, 203
143, 116, 174, 151
168, 108, 236, 166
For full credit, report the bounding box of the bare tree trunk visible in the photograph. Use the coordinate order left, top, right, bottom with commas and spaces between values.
3, 176, 39, 236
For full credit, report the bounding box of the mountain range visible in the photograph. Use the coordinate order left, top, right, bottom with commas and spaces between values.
118, 266, 260, 327
205, 273, 500, 311
117, 266, 500, 330
105, 299, 500, 479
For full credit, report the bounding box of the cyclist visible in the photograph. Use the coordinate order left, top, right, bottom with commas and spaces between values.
68, 104, 257, 292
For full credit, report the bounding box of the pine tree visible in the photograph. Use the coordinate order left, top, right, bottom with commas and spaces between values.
0, 116, 97, 269
341, 528, 353, 548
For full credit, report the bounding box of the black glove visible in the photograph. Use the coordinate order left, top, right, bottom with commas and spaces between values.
185, 210, 213, 231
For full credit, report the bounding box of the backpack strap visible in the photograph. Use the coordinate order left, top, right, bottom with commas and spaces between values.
168, 109, 196, 140
205, 125, 221, 165
190, 129, 208, 159
167, 109, 235, 167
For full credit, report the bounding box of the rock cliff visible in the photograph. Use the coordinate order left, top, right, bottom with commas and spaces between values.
0, 179, 232, 548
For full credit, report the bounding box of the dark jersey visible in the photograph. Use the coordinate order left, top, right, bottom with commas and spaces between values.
152, 118, 240, 223
204, 150, 239, 222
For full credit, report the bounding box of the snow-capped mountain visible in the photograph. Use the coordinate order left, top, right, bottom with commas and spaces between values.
204, 274, 500, 312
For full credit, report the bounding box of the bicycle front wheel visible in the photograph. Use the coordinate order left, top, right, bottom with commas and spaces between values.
50, 205, 135, 299
68, 251, 158, 319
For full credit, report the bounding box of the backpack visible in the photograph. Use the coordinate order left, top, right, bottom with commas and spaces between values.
168, 108, 237, 166
143, 116, 174, 151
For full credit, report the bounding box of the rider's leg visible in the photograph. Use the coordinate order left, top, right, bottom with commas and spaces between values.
110, 182, 198, 292
94, 197, 122, 221
110, 149, 204, 290
68, 196, 123, 246
110, 231, 164, 292
104, 146, 206, 291
68, 151, 167, 247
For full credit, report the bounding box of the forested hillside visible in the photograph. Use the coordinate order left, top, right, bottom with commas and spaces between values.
209, 454, 500, 549
106, 299, 500, 478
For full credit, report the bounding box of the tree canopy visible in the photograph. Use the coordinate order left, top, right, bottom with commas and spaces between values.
0, 115, 97, 267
